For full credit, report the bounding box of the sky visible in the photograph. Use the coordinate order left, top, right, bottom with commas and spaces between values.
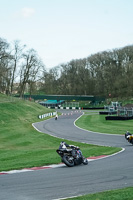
0, 0, 133, 70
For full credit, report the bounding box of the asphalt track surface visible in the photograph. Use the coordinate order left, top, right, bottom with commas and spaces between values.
1, 110, 133, 200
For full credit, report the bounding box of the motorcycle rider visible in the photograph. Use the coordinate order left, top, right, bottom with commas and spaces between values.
125, 131, 133, 143
59, 141, 82, 158
59, 141, 80, 150
125, 131, 132, 139
57, 141, 88, 166
59, 141, 70, 149
55, 114, 58, 120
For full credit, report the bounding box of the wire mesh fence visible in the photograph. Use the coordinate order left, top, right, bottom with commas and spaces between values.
117, 107, 133, 117
62, 102, 79, 108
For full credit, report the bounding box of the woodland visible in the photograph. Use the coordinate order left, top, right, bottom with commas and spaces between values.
0, 37, 133, 98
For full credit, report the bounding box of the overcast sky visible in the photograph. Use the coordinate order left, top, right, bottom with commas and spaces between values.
0, 0, 133, 70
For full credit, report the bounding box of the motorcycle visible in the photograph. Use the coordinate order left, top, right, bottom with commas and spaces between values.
55, 114, 58, 120
125, 131, 133, 145
56, 142, 88, 167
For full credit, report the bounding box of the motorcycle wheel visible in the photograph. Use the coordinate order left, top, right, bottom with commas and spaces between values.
62, 155, 74, 167
130, 139, 133, 145
82, 157, 88, 165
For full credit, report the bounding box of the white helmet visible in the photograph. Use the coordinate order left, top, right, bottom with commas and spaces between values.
60, 141, 66, 149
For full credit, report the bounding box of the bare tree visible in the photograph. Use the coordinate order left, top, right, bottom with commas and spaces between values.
19, 49, 45, 97
0, 38, 11, 94
10, 40, 26, 94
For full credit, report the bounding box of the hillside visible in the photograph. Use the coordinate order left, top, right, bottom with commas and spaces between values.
0, 94, 52, 123
0, 94, 61, 171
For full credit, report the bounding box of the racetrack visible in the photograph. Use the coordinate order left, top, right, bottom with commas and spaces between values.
1, 110, 133, 200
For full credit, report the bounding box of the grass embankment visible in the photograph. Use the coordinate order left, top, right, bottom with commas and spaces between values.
66, 187, 133, 200
76, 112, 133, 134
0, 94, 120, 171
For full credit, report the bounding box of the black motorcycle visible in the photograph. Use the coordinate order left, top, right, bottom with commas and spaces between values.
56, 143, 88, 167
125, 131, 133, 145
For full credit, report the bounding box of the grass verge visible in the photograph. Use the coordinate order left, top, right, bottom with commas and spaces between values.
75, 113, 133, 134
65, 187, 133, 200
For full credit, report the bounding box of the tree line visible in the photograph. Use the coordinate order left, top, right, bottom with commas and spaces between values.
0, 36, 133, 98
41, 44, 133, 98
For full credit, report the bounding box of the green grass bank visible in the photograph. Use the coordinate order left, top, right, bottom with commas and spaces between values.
75, 112, 133, 134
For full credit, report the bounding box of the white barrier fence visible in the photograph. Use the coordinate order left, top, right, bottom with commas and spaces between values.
47, 106, 81, 109
38, 111, 57, 119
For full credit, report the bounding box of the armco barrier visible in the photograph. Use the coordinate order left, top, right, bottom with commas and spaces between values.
45, 106, 81, 109
59, 107, 81, 110
39, 111, 57, 119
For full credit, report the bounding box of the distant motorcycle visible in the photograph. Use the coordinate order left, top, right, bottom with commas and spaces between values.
56, 141, 88, 167
125, 131, 133, 145
55, 114, 58, 120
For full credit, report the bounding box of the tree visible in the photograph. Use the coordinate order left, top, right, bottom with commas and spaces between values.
19, 49, 45, 97
10, 40, 26, 94
0, 38, 11, 94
